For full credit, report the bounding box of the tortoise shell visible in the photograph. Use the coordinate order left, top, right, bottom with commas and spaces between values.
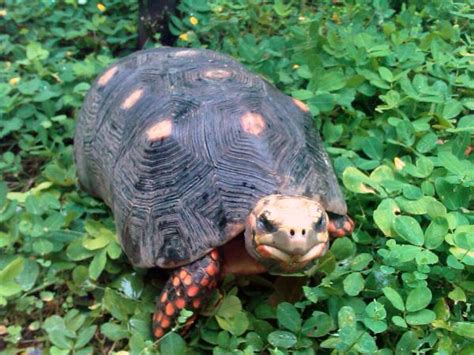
74, 47, 347, 268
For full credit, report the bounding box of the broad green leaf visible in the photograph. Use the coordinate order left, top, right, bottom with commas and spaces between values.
424, 217, 448, 249
393, 216, 424, 246
267, 330, 297, 349
406, 287, 432, 312
89, 249, 107, 280
373, 199, 399, 237
382, 287, 405, 311
301, 311, 333, 337
452, 322, 474, 339
216, 311, 249, 336
276, 302, 301, 332
100, 323, 129, 341
405, 309, 436, 325
343, 272, 365, 296
0, 257, 24, 283
343, 167, 382, 194
160, 332, 186, 355
217, 295, 242, 318
448, 286, 466, 302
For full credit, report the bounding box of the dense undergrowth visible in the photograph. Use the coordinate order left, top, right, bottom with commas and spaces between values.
0, 0, 473, 354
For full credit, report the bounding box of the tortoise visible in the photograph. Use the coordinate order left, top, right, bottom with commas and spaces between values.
74, 47, 354, 339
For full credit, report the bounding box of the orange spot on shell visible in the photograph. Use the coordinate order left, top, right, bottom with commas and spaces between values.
172, 276, 180, 287
240, 112, 265, 136
154, 327, 164, 338
98, 66, 118, 86
183, 275, 192, 285
176, 298, 186, 309
204, 69, 231, 79
121, 88, 143, 109
187, 285, 199, 297
165, 303, 175, 316
161, 316, 170, 329
160, 292, 168, 303
146, 119, 173, 141
192, 298, 201, 309
292, 98, 309, 112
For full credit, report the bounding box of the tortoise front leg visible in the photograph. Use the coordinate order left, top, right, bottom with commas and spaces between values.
153, 249, 221, 339
328, 213, 355, 238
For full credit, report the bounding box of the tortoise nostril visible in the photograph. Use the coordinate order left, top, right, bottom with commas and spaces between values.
290, 229, 295, 236
302, 229, 306, 235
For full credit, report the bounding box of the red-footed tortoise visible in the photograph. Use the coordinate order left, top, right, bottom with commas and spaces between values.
74, 47, 354, 339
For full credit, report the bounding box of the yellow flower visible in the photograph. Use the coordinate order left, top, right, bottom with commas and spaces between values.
97, 3, 106, 12
179, 33, 189, 41
394, 157, 405, 170
0, 9, 7, 17
190, 16, 198, 26
9, 77, 20, 86
292, 64, 300, 69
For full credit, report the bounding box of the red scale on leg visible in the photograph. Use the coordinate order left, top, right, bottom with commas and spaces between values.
152, 249, 221, 339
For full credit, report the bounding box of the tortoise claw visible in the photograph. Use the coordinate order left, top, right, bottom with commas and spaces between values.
153, 249, 221, 339
328, 214, 354, 238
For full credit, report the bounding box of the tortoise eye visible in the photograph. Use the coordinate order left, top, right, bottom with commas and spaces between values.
312, 216, 326, 232
257, 213, 277, 233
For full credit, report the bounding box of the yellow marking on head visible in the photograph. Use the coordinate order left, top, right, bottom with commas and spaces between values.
147, 119, 173, 141
98, 66, 118, 86
121, 88, 143, 109
240, 112, 265, 136
292, 98, 310, 112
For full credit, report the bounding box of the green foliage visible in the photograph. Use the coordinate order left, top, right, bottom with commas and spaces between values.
1, 0, 473, 353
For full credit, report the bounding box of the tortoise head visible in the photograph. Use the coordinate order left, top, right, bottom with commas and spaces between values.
245, 195, 329, 274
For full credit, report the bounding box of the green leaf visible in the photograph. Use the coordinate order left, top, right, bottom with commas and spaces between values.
343, 272, 365, 296
88, 249, 107, 280
378, 67, 393, 82
343, 167, 382, 194
216, 311, 249, 336
276, 302, 301, 332
301, 311, 333, 337
43, 316, 75, 349
442, 99, 463, 119
267, 330, 297, 349
315, 69, 347, 92
330, 237, 356, 260
391, 316, 407, 328
350, 253, 373, 271
0, 257, 24, 283
452, 322, 474, 339
373, 199, 399, 237
100, 323, 129, 341
405, 309, 436, 325
448, 286, 466, 302
382, 287, 405, 311
406, 287, 432, 312
75, 325, 97, 349
424, 217, 448, 249
160, 332, 186, 355
338, 306, 357, 328
393, 216, 424, 246
217, 295, 242, 318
